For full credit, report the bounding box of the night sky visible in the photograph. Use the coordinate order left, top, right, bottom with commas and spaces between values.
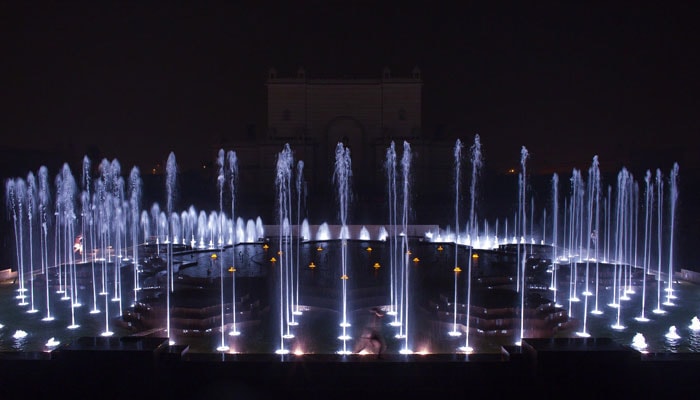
3, 1, 698, 174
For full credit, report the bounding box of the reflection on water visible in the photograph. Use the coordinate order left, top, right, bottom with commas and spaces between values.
688, 331, 700, 351
2, 262, 700, 354
566, 280, 700, 353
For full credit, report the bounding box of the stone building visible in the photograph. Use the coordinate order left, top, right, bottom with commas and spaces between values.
224, 67, 457, 225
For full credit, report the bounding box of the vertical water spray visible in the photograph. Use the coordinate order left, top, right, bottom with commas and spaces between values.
568, 169, 583, 304
611, 167, 631, 330
111, 171, 125, 313
58, 164, 80, 330
636, 170, 653, 322
398, 141, 412, 353
517, 146, 528, 346
275, 144, 294, 354
26, 172, 38, 313
7, 179, 27, 305
462, 134, 482, 353
577, 156, 600, 335
81, 158, 99, 315
550, 173, 560, 306
664, 163, 679, 305
384, 142, 399, 321
653, 169, 665, 314
449, 139, 463, 337
590, 157, 603, 315
38, 166, 54, 321
165, 152, 177, 343
227, 150, 241, 336
293, 160, 305, 317
128, 167, 142, 305
216, 149, 229, 352
333, 142, 352, 354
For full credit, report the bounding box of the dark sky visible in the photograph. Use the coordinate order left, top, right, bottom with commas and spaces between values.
2, 1, 699, 175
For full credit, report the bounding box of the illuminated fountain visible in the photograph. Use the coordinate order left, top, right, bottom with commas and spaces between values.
665, 325, 681, 340
690, 316, 700, 332
334, 142, 352, 354
632, 332, 648, 351
0, 140, 690, 356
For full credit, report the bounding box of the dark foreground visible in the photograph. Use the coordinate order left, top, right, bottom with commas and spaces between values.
1, 336, 699, 400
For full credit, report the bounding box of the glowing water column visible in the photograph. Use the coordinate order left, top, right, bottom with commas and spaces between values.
517, 147, 529, 346
461, 134, 482, 353
165, 152, 177, 345
333, 142, 353, 354
449, 139, 463, 338
384, 142, 399, 322
215, 149, 229, 352
275, 144, 295, 355
397, 141, 412, 354
227, 150, 242, 337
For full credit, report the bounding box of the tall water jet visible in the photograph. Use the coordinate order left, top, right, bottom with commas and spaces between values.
333, 142, 352, 354
128, 166, 142, 305
38, 166, 54, 321
227, 150, 241, 336
165, 152, 178, 344
517, 146, 528, 346
590, 158, 603, 315
664, 163, 679, 305
550, 173, 560, 307
216, 149, 229, 352
25, 172, 38, 313
6, 179, 26, 304
275, 144, 294, 354
57, 163, 80, 330
461, 134, 482, 353
384, 141, 399, 320
636, 170, 653, 322
577, 156, 600, 336
449, 139, 463, 338
293, 160, 305, 317
611, 167, 632, 330
81, 157, 99, 315
653, 169, 665, 314
397, 140, 412, 353
568, 168, 583, 304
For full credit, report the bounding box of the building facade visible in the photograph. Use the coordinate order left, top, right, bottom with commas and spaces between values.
224, 67, 456, 225
265, 66, 422, 191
